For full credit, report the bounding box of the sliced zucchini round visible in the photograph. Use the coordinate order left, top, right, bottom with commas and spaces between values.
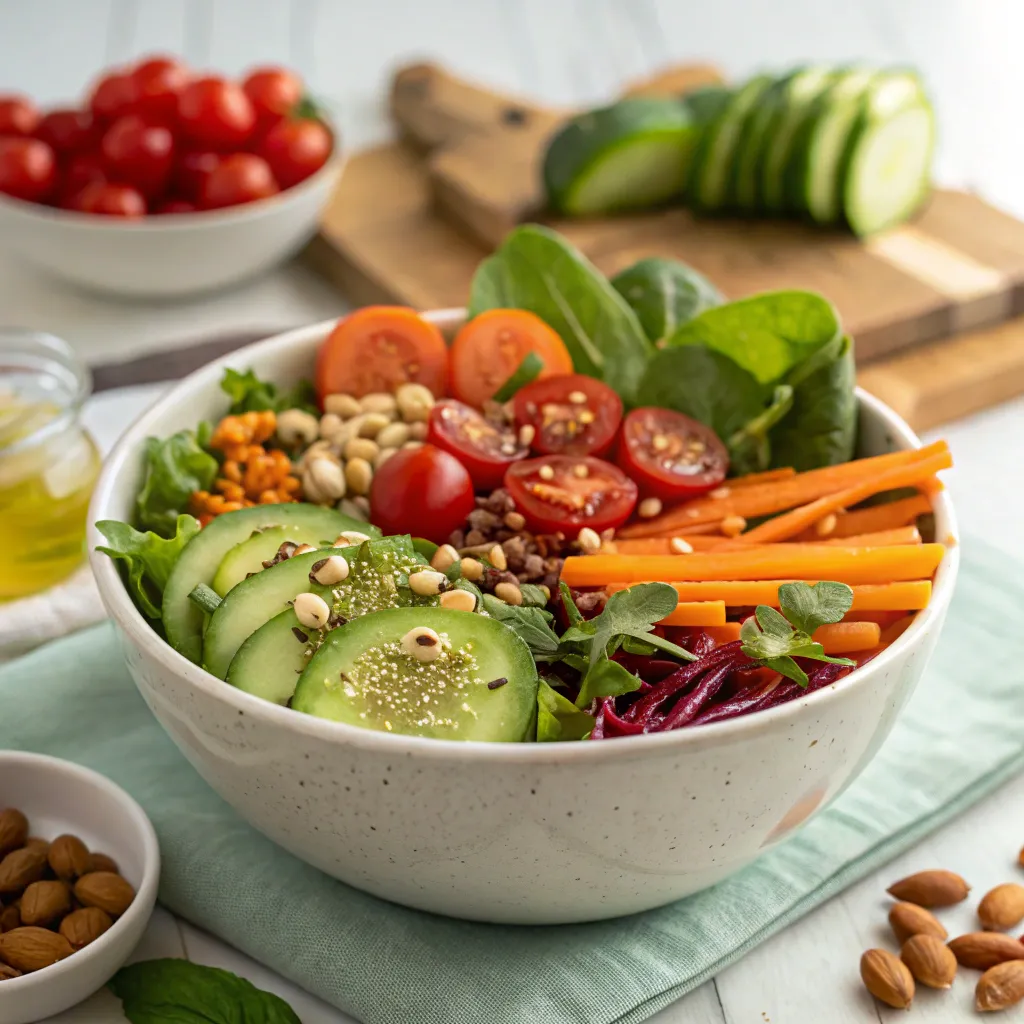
731, 73, 790, 212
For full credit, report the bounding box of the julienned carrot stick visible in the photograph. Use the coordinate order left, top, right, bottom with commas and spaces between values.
738, 449, 953, 544
561, 544, 944, 587
814, 622, 881, 654
618, 440, 949, 538
659, 601, 727, 626
611, 580, 932, 611
821, 526, 921, 547
879, 614, 916, 646
807, 494, 932, 539
610, 537, 726, 555
726, 467, 797, 489
613, 527, 920, 557
842, 610, 910, 628
703, 623, 741, 644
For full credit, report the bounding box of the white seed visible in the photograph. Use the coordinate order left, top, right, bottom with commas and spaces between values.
345, 457, 374, 495
670, 537, 694, 554
396, 382, 435, 422
401, 625, 442, 661
374, 446, 397, 470
572, 463, 589, 479
318, 412, 348, 444
504, 511, 526, 531
408, 569, 448, 596
815, 513, 838, 537
294, 543, 317, 555
461, 557, 484, 581
358, 412, 392, 438
431, 543, 459, 572
651, 434, 670, 452
577, 527, 601, 554
568, 390, 587, 404
402, 440, 424, 451
488, 544, 507, 571
440, 589, 476, 613
334, 530, 372, 547
494, 581, 523, 606
323, 393, 362, 419
338, 498, 370, 521
720, 514, 747, 538
306, 457, 346, 502
310, 554, 350, 585
294, 592, 331, 630
298, 438, 336, 471
518, 424, 536, 447
638, 497, 663, 518
344, 437, 380, 462
409, 421, 429, 440
359, 392, 398, 416
538, 464, 554, 481
376, 421, 411, 449
276, 408, 320, 447
709, 486, 731, 500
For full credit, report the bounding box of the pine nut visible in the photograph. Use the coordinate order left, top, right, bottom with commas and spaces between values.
577, 527, 601, 553
440, 589, 476, 612
538, 584, 551, 601
504, 511, 526, 531
489, 544, 507, 571
344, 437, 380, 462
359, 392, 398, 416
402, 440, 423, 450
305, 457, 346, 502
358, 412, 391, 438
518, 424, 536, 447
408, 569, 448, 596
409, 421, 429, 440
310, 555, 350, 585
294, 592, 331, 629
670, 537, 693, 554
376, 422, 411, 449
709, 486, 731, 500
430, 544, 459, 572
720, 514, 747, 538
323, 393, 362, 419
638, 497, 662, 518
318, 412, 348, 444
335, 531, 372, 547
815, 513, 838, 537
345, 457, 373, 495
374, 447, 397, 470
396, 383, 435, 422
276, 408, 320, 447
401, 626, 441, 661
494, 582, 523, 606
461, 557, 484, 581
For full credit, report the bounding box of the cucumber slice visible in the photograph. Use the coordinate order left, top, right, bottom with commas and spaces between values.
731, 73, 790, 211
292, 607, 538, 741
689, 74, 773, 211
163, 504, 376, 664
227, 607, 315, 706
842, 100, 935, 236
212, 524, 309, 597
544, 97, 698, 216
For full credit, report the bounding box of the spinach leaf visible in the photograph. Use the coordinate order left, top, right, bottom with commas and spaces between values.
611, 257, 723, 342
467, 224, 652, 403
770, 334, 857, 471
221, 368, 317, 415
95, 515, 200, 620
110, 958, 300, 1024
574, 655, 643, 709
135, 430, 218, 537
727, 384, 793, 476
481, 594, 561, 659
536, 679, 594, 741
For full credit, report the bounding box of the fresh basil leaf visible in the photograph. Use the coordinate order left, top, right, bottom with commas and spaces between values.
110, 958, 300, 1024
467, 224, 652, 403
537, 679, 594, 741
778, 581, 854, 636
727, 384, 793, 476
96, 515, 200, 620
575, 654, 642, 709
135, 430, 217, 537
220, 368, 318, 416
481, 595, 561, 659
610, 257, 723, 342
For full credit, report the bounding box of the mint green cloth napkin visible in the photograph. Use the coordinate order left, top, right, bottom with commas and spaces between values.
0, 538, 1016, 1024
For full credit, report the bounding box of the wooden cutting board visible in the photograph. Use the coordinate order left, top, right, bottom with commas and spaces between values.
302, 62, 1024, 431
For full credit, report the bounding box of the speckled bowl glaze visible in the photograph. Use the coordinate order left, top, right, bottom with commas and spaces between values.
88, 312, 959, 924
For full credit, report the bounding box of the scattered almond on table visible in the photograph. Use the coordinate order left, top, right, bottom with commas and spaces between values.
0, 807, 135, 980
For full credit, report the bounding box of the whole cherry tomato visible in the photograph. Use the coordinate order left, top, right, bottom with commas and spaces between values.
0, 94, 40, 136
131, 55, 190, 122
36, 108, 98, 156
59, 152, 106, 206
100, 114, 174, 199
259, 117, 331, 189
88, 70, 138, 123
242, 66, 303, 124
370, 444, 476, 545
71, 181, 146, 217
172, 149, 221, 200
0, 138, 56, 203
153, 197, 196, 214
200, 153, 278, 209
177, 77, 255, 149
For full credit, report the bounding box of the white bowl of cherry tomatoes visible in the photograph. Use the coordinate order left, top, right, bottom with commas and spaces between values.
0, 55, 341, 298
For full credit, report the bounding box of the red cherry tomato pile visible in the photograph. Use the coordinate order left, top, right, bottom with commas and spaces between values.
0, 56, 333, 218
319, 306, 731, 542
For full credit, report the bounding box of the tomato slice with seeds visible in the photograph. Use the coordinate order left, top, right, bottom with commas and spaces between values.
449, 309, 574, 408
427, 399, 528, 491
504, 456, 637, 535
513, 373, 623, 457
315, 306, 448, 401
617, 407, 728, 501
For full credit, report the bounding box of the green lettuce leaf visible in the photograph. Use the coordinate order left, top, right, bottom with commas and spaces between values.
221, 368, 317, 415
536, 679, 594, 741
135, 429, 217, 537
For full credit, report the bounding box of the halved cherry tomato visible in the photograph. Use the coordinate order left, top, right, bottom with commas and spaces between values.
427, 399, 527, 491
132, 55, 190, 122
36, 108, 98, 155
71, 181, 146, 217
242, 67, 303, 124
370, 444, 476, 544
88, 70, 138, 123
316, 306, 448, 401
449, 309, 573, 408
617, 407, 728, 501
200, 153, 278, 208
0, 138, 56, 203
259, 116, 331, 189
0, 95, 40, 136
177, 77, 255, 149
504, 455, 637, 535
100, 114, 174, 199
513, 373, 622, 457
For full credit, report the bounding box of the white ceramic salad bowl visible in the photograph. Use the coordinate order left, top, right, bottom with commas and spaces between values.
87, 311, 958, 925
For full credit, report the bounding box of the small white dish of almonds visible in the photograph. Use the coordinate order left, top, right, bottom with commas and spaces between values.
0, 751, 159, 1024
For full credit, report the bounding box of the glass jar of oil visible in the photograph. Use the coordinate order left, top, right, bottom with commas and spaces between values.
0, 331, 100, 600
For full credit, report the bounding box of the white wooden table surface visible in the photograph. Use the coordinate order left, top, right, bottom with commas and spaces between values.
3, 2, 1024, 1021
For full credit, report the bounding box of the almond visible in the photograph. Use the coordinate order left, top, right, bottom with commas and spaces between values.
47, 834, 90, 881
22, 837, 49, 857
19, 880, 70, 927
976, 960, 1024, 1012
86, 852, 119, 875
887, 869, 970, 907
950, 932, 1024, 970
0, 926, 73, 973
889, 901, 948, 945
0, 846, 47, 894
979, 883, 1024, 931
0, 962, 21, 980
0, 809, 27, 857
73, 871, 135, 917
901, 933, 957, 989
59, 906, 112, 950
861, 948, 915, 1009
0, 903, 19, 932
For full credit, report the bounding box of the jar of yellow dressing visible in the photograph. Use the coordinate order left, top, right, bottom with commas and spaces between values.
0, 331, 101, 600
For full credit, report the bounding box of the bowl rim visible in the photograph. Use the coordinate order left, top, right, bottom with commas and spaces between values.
0, 750, 160, 994
0, 148, 344, 231
88, 314, 960, 765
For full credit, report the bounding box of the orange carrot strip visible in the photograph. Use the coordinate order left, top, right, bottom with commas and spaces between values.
737, 449, 953, 544
618, 440, 949, 539
614, 527, 919, 557
659, 601, 727, 626
814, 622, 881, 654
610, 536, 727, 555
879, 614, 916, 646
562, 545, 945, 587
726, 467, 797, 489
842, 610, 909, 628
804, 495, 933, 539
821, 526, 921, 547
918, 475, 945, 497
702, 623, 742, 644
